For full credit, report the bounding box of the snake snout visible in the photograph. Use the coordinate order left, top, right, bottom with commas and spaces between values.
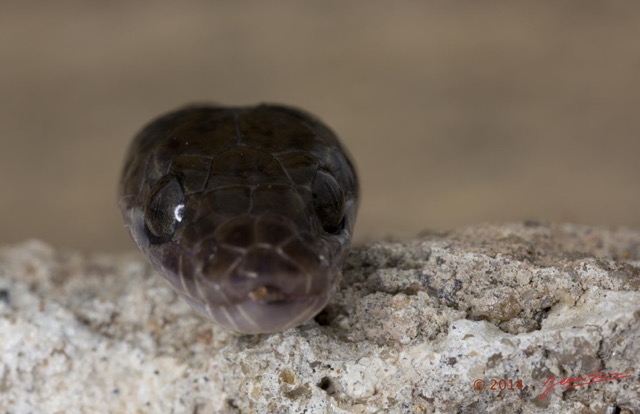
190, 214, 339, 333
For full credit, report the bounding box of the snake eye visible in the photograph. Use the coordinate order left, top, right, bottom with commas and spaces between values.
144, 175, 185, 242
312, 170, 345, 234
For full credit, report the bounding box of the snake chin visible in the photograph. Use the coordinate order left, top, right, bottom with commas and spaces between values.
181, 283, 337, 334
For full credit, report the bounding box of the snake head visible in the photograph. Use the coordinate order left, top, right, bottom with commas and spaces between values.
119, 104, 358, 334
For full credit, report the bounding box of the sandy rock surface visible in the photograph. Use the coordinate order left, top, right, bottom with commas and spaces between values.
1, 222, 639, 413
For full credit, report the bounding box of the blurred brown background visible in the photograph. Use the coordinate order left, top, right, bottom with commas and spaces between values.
1, 2, 639, 253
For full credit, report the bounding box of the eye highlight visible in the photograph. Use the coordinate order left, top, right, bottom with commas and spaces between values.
174, 204, 185, 222
312, 170, 345, 234
144, 175, 185, 242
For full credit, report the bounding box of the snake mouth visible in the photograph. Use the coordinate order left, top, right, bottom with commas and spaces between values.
181, 282, 336, 334
223, 289, 334, 334
201, 240, 338, 333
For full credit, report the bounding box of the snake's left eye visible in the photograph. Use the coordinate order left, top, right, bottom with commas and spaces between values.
144, 175, 185, 242
312, 170, 345, 234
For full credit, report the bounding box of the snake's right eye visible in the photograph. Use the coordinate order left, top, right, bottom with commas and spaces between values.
312, 170, 345, 235
144, 175, 185, 242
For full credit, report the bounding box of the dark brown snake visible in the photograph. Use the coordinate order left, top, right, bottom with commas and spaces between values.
118, 104, 358, 334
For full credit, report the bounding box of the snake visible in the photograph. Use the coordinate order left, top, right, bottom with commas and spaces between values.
118, 104, 359, 334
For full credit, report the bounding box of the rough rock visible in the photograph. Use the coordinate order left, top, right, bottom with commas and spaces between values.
0, 222, 639, 413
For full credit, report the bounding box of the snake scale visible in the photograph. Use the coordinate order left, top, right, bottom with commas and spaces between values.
118, 104, 358, 334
